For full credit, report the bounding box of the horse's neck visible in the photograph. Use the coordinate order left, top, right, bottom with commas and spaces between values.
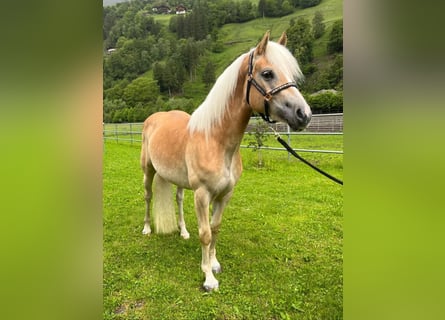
211, 76, 252, 148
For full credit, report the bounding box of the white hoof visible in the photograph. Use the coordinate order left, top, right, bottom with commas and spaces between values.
142, 226, 151, 235
203, 279, 219, 292
180, 230, 190, 239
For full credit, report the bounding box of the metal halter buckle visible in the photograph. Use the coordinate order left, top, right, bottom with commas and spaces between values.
264, 93, 273, 101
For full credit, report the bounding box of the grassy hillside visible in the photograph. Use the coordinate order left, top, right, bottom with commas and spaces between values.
153, 0, 342, 103
217, 0, 342, 70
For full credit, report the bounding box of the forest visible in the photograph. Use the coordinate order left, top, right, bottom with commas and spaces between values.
103, 0, 342, 123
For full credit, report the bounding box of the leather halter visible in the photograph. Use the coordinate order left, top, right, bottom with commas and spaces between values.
245, 50, 298, 123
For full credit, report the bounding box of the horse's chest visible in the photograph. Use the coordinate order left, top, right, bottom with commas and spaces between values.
188, 150, 241, 195
216, 153, 241, 193
210, 169, 236, 198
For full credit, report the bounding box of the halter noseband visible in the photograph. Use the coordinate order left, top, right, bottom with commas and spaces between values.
245, 50, 298, 123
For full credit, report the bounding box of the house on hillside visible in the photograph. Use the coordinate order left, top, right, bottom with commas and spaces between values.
176, 5, 187, 14
152, 4, 171, 14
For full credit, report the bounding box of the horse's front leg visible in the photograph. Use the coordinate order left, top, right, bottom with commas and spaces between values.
209, 190, 233, 274
194, 188, 218, 291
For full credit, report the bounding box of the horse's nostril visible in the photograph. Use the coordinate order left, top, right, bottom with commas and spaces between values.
296, 108, 304, 120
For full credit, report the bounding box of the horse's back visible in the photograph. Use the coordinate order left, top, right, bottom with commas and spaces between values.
144, 110, 189, 130
142, 110, 191, 188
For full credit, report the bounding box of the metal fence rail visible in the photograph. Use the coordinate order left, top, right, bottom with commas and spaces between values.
103, 113, 343, 154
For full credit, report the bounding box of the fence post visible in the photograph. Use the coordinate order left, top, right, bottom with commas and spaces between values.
130, 123, 133, 145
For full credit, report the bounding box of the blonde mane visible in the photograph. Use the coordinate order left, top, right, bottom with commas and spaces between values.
188, 41, 303, 136
188, 52, 247, 136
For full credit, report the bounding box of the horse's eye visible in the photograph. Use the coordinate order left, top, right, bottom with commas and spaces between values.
261, 70, 274, 81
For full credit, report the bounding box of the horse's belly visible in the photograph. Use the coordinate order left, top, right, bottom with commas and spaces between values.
146, 111, 192, 189
156, 164, 191, 189
149, 151, 190, 188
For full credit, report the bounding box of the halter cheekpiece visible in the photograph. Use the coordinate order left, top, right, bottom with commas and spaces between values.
245, 50, 298, 123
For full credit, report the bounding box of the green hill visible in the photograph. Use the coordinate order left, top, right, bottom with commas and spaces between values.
103, 0, 343, 122
216, 0, 342, 65
160, 0, 342, 101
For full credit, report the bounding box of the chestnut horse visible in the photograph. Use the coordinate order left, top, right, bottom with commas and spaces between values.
140, 31, 312, 291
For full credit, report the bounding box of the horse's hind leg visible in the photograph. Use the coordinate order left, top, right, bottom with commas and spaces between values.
142, 167, 155, 235
176, 187, 190, 239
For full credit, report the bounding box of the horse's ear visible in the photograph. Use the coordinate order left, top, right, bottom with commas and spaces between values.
277, 32, 287, 46
255, 30, 270, 55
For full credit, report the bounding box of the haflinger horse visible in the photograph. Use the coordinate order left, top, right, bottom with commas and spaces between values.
140, 31, 312, 291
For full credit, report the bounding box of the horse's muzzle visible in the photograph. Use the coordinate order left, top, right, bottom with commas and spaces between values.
286, 106, 311, 131
296, 107, 311, 126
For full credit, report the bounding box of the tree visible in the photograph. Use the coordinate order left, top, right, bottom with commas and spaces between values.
247, 120, 270, 167
176, 2, 210, 40
282, 0, 294, 16
300, 0, 321, 8
238, 0, 256, 22
104, 79, 129, 101
163, 98, 195, 114
165, 57, 186, 95
258, 0, 294, 18
123, 77, 159, 108
103, 37, 156, 85
287, 17, 314, 66
326, 54, 343, 90
103, 98, 127, 123
153, 62, 166, 91
202, 60, 216, 88
258, 0, 266, 18
306, 91, 343, 114
327, 19, 343, 54
153, 59, 186, 96
312, 11, 325, 39
302, 70, 330, 92
134, 13, 161, 38
179, 38, 207, 81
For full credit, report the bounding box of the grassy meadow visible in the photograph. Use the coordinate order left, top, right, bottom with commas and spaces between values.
103, 134, 343, 319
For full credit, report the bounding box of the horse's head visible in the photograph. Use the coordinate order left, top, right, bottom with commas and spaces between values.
246, 31, 312, 131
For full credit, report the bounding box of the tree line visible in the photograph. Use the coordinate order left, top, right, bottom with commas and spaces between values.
287, 16, 343, 94
103, 0, 342, 123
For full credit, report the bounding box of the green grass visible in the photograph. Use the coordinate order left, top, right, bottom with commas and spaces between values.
103, 136, 343, 319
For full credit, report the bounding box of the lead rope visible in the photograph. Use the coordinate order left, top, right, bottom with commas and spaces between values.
269, 127, 343, 185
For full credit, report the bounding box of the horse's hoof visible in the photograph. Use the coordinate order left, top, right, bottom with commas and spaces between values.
203, 279, 219, 292
203, 283, 219, 292
180, 231, 190, 239
142, 227, 151, 235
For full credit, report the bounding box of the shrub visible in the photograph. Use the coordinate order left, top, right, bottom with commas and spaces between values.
163, 98, 195, 114
306, 91, 343, 114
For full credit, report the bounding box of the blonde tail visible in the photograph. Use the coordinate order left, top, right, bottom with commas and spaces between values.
153, 174, 178, 234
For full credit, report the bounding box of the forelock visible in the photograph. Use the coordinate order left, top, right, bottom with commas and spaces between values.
265, 41, 303, 82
